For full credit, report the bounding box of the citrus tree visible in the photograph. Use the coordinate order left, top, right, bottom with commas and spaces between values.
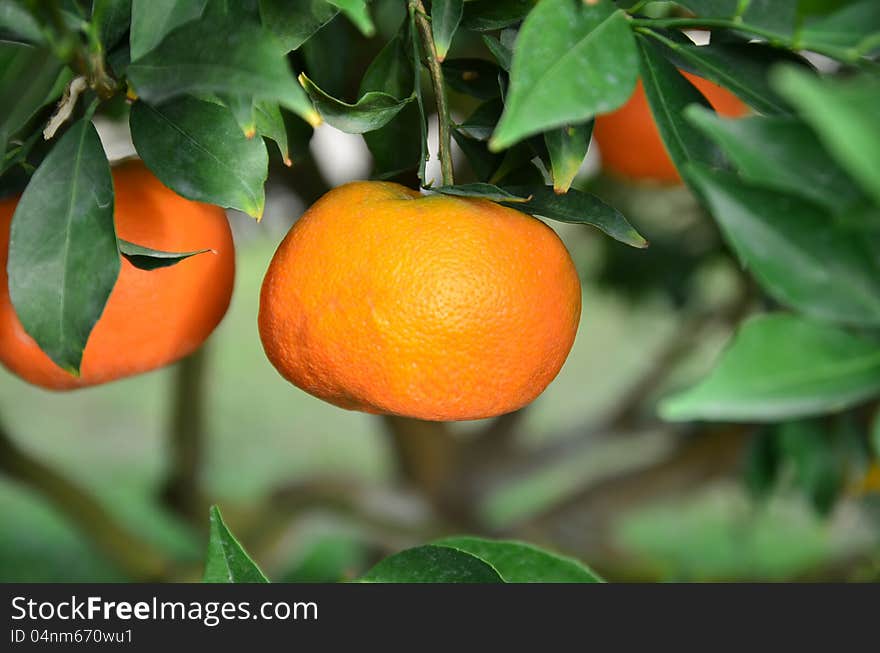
0, 0, 879, 582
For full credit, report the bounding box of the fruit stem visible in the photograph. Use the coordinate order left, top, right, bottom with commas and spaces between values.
409, 0, 455, 186
0, 419, 169, 580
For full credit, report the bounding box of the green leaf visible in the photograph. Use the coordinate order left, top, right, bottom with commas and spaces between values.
799, 0, 880, 53
223, 95, 257, 138
686, 107, 865, 213
457, 98, 504, 141
360, 19, 421, 177
742, 428, 780, 499
491, 0, 637, 150
327, 0, 374, 37
130, 97, 268, 218
482, 34, 513, 71
462, 0, 536, 32
432, 0, 463, 61
778, 420, 846, 515
129, 0, 207, 61
259, 0, 338, 51
432, 183, 530, 202
8, 118, 118, 374
443, 58, 503, 100
254, 101, 291, 166
0, 43, 66, 153
688, 164, 880, 326
503, 185, 648, 249
635, 34, 723, 181
660, 314, 880, 422
127, 15, 320, 126
359, 545, 504, 583
452, 130, 503, 182
94, 0, 133, 52
773, 68, 880, 207
409, 8, 428, 185
544, 122, 591, 194
641, 31, 800, 116
871, 410, 880, 459
0, 1, 44, 43
203, 506, 269, 583
435, 536, 604, 583
676, 0, 799, 37
118, 239, 211, 271
300, 73, 413, 134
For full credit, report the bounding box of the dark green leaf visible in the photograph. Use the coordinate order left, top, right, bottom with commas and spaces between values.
359, 545, 504, 583
0, 43, 66, 153
452, 129, 503, 182
661, 314, 880, 422
0, 1, 44, 43
462, 0, 536, 31
443, 58, 503, 100
224, 95, 257, 138
432, 183, 530, 202
259, 0, 338, 51
773, 68, 880, 207
636, 34, 723, 181
118, 239, 211, 270
360, 19, 420, 177
544, 122, 591, 194
457, 98, 504, 141
127, 16, 320, 126
491, 0, 637, 150
686, 107, 865, 213
327, 0, 374, 37
129, 0, 207, 60
503, 185, 648, 248
800, 0, 880, 53
742, 428, 780, 499
435, 537, 604, 583
204, 506, 269, 583
688, 164, 880, 326
642, 31, 801, 116
778, 420, 845, 515
130, 98, 268, 218
254, 101, 291, 166
94, 0, 132, 51
676, 0, 799, 37
300, 73, 413, 134
409, 8, 428, 185
432, 0, 463, 61
482, 34, 513, 71
8, 118, 118, 374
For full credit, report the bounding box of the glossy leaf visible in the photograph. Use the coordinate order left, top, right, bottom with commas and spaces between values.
544, 122, 591, 194
688, 164, 880, 326
94, 0, 133, 51
503, 185, 648, 249
0, 43, 65, 152
462, 0, 536, 31
436, 537, 604, 583
118, 240, 211, 271
224, 95, 257, 138
0, 1, 43, 43
642, 31, 800, 116
661, 314, 880, 422
686, 107, 864, 213
491, 0, 637, 150
457, 98, 504, 141
359, 545, 504, 583
8, 119, 118, 374
773, 68, 880, 207
300, 73, 413, 134
800, 0, 880, 52
636, 35, 723, 181
443, 58, 503, 100
127, 16, 319, 126
676, 0, 799, 37
432, 183, 530, 202
482, 34, 513, 72
327, 0, 374, 37
360, 19, 420, 176
130, 98, 268, 218
259, 0, 338, 51
130, 0, 206, 60
432, 0, 463, 61
254, 101, 291, 166
204, 506, 269, 583
453, 130, 503, 182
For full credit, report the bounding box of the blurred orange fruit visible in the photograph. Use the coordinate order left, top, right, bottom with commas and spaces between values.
0, 160, 235, 390
594, 71, 748, 183
258, 181, 582, 421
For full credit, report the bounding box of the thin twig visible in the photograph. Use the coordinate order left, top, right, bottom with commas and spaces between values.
43, 76, 88, 139
409, 0, 455, 185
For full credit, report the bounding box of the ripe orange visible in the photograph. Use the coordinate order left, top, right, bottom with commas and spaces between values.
258, 182, 582, 421
593, 72, 748, 183
0, 160, 235, 390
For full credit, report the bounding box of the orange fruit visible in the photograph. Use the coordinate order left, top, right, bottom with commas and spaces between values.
0, 160, 235, 390
258, 181, 581, 421
593, 72, 748, 183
